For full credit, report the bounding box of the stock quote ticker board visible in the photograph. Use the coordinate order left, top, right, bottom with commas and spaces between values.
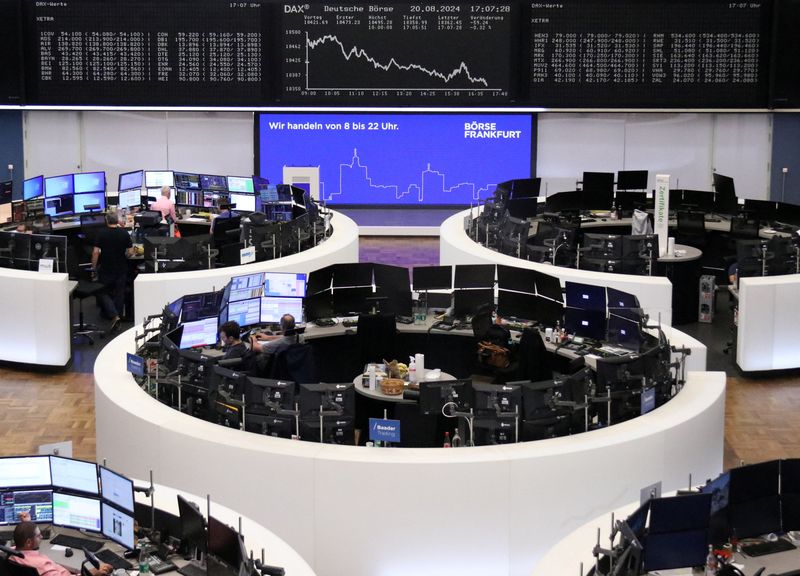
23, 0, 268, 106
527, 0, 772, 108
280, 3, 516, 103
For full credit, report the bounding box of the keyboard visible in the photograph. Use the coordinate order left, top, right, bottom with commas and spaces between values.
95, 549, 134, 570
178, 562, 208, 576
742, 537, 796, 557
144, 554, 178, 574
341, 318, 358, 328
50, 533, 105, 552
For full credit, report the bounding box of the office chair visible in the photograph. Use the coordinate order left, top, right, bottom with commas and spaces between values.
729, 215, 760, 240
471, 309, 518, 383
356, 313, 397, 367
5, 559, 40, 576
516, 327, 554, 382
676, 210, 706, 248
67, 247, 106, 345
269, 338, 317, 386
631, 209, 653, 236
212, 215, 241, 251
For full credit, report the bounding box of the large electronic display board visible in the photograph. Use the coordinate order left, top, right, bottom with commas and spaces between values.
256, 112, 534, 206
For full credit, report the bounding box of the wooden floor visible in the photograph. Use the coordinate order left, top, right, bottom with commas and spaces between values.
0, 236, 798, 473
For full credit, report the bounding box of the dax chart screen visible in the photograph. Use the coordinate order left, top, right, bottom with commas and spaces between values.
280, 2, 516, 104
256, 112, 534, 206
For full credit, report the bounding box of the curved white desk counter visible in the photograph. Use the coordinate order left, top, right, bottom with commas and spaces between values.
133, 210, 359, 323
96, 325, 723, 576
440, 209, 675, 326
0, 268, 72, 366
126, 481, 316, 576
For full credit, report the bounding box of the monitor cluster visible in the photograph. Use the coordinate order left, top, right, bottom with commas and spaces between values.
0, 455, 136, 550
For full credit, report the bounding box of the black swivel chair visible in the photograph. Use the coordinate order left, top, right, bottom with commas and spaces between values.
5, 558, 40, 576
268, 334, 317, 386
356, 313, 397, 367
471, 308, 518, 384
67, 247, 106, 344
676, 210, 707, 248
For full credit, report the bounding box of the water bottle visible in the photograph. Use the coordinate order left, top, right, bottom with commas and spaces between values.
443, 431, 451, 448
451, 428, 462, 448
704, 544, 718, 575
139, 548, 151, 576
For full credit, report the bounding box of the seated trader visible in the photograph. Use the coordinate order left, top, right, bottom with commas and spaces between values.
150, 185, 177, 223
210, 200, 238, 235
11, 521, 113, 576
250, 314, 300, 371
91, 212, 133, 332
219, 320, 248, 361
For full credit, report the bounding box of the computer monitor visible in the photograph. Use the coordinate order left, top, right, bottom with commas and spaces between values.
496, 265, 536, 294
226, 176, 255, 194
532, 271, 563, 302
226, 297, 261, 328
332, 287, 375, 317
534, 296, 564, 327
49, 456, 99, 495
622, 234, 659, 262
73, 191, 106, 213
179, 317, 220, 349
44, 174, 74, 198
743, 199, 779, 222
182, 291, 222, 322
174, 172, 201, 190
418, 379, 472, 415
700, 472, 730, 515
52, 491, 101, 532
259, 185, 279, 203
145, 170, 175, 188
472, 382, 522, 414
564, 308, 606, 341
607, 313, 643, 352
412, 265, 452, 291
564, 281, 606, 311
263, 272, 307, 298
0, 489, 53, 525
508, 178, 542, 199
101, 502, 135, 550
728, 460, 781, 538
177, 495, 207, 555
623, 500, 650, 544
581, 233, 623, 259
118, 170, 144, 191
712, 172, 735, 198
0, 181, 11, 204
0, 456, 52, 488
117, 190, 141, 209
581, 172, 614, 208
246, 377, 296, 412
454, 264, 495, 289
229, 193, 256, 212
616, 170, 648, 191
497, 290, 537, 321
261, 296, 304, 324
44, 194, 74, 217
453, 289, 494, 319
23, 175, 44, 201
331, 263, 372, 288
200, 174, 227, 192
606, 287, 640, 310
643, 493, 713, 572
208, 515, 245, 570
520, 379, 561, 420
680, 189, 715, 211
304, 291, 334, 321
99, 466, 134, 513
614, 191, 648, 212
73, 172, 106, 194
298, 383, 355, 418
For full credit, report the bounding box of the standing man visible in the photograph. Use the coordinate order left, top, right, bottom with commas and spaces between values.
150, 185, 177, 223
92, 212, 133, 333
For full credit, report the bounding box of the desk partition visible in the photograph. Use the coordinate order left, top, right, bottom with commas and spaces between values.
96, 326, 722, 576
440, 209, 675, 326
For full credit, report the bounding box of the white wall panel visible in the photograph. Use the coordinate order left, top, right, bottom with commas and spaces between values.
23, 110, 81, 178
712, 114, 771, 199
165, 111, 253, 176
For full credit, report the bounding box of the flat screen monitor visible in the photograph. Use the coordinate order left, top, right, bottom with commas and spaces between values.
118, 189, 141, 209
497, 290, 537, 321
182, 291, 222, 322
743, 199, 779, 222
307, 265, 335, 295
418, 379, 473, 415
227, 297, 261, 328
23, 175, 44, 201
454, 264, 495, 289
680, 190, 715, 211
261, 296, 304, 324
472, 382, 521, 413
44, 194, 74, 217
564, 307, 606, 341
179, 317, 219, 349
229, 193, 256, 212
581, 233, 623, 259
607, 314, 643, 352
727, 461, 781, 539
622, 235, 659, 261
616, 170, 648, 190
259, 185, 280, 203
231, 272, 265, 292
496, 264, 536, 294
101, 502, 135, 550
44, 175, 74, 198
99, 466, 134, 513
304, 291, 334, 321
532, 270, 563, 302
607, 287, 640, 310
174, 172, 201, 190
49, 456, 99, 495
208, 516, 244, 569
331, 263, 372, 288
643, 494, 712, 572
582, 172, 614, 208
264, 272, 307, 298
145, 170, 175, 188
614, 191, 648, 212
0, 489, 53, 525
534, 296, 564, 327
73, 172, 105, 194
52, 491, 101, 532
119, 170, 144, 191
624, 501, 650, 543
177, 495, 206, 553
712, 172, 736, 198
508, 177, 541, 199
298, 382, 355, 418
0, 181, 11, 204
229, 284, 263, 303
200, 174, 227, 192
412, 266, 452, 291
453, 288, 494, 318
729, 459, 779, 504
564, 281, 606, 311
227, 176, 255, 194
246, 377, 296, 411
0, 456, 52, 488
73, 192, 106, 213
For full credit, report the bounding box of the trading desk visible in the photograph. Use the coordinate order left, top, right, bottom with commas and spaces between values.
95, 323, 719, 576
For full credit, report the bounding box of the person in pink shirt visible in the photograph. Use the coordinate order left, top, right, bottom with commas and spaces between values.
149, 185, 177, 223
11, 521, 112, 576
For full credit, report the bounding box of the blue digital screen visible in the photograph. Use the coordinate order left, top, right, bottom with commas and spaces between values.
257, 113, 533, 206
23, 176, 43, 200
73, 172, 106, 194
119, 170, 143, 191
45, 175, 74, 198
74, 192, 106, 213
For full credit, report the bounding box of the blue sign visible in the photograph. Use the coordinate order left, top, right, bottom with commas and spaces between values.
369, 418, 401, 444
641, 387, 656, 415
126, 353, 145, 376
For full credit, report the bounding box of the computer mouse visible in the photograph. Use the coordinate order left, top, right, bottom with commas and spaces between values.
64, 548, 73, 558
766, 532, 778, 542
